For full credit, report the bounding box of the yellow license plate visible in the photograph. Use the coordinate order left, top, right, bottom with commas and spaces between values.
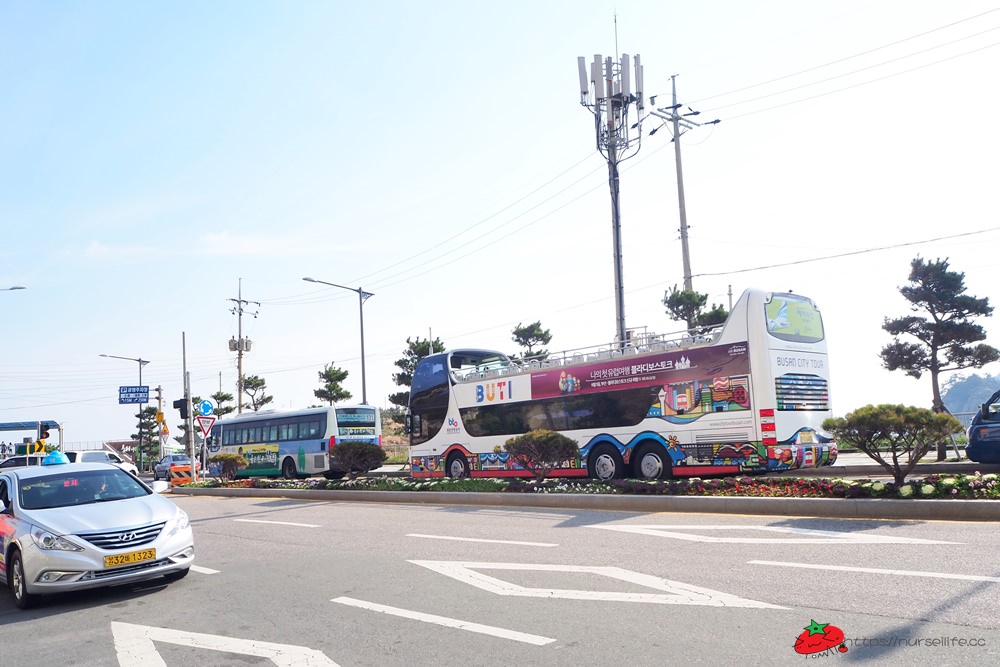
799, 431, 816, 444
105, 548, 156, 568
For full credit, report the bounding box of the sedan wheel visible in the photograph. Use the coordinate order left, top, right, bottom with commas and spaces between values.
9, 550, 37, 610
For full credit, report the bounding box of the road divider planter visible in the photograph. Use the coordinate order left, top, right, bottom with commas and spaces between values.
170, 486, 1000, 521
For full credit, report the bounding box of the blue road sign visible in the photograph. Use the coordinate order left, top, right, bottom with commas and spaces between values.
198, 399, 215, 417
119, 385, 149, 404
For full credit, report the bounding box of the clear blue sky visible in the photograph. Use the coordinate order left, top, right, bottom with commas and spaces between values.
2, 1, 999, 444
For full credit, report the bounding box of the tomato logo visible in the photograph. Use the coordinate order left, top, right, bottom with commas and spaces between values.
793, 619, 848, 655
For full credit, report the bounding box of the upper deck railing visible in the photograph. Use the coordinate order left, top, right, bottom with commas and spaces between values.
452, 323, 726, 384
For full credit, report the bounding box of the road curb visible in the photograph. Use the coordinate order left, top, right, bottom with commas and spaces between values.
171, 487, 1000, 521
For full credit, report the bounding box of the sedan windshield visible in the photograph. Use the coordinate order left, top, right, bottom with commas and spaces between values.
18, 468, 151, 510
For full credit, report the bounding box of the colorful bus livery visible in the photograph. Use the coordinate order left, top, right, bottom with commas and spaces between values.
210, 407, 348, 480
407, 289, 837, 481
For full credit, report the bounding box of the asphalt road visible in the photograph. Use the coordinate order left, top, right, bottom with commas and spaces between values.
1, 496, 998, 666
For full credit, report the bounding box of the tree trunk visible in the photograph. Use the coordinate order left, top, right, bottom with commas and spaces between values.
930, 367, 947, 461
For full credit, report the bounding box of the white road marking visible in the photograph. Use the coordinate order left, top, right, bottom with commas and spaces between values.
111, 621, 338, 666
408, 560, 786, 609
234, 519, 320, 528
750, 560, 1000, 583
591, 524, 960, 544
191, 565, 220, 574
407, 533, 557, 547
332, 596, 556, 646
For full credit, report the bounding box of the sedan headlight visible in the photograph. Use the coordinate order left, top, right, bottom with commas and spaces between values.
30, 527, 83, 552
166, 506, 190, 537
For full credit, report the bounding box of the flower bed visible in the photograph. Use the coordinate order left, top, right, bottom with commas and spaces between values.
186, 471, 1000, 500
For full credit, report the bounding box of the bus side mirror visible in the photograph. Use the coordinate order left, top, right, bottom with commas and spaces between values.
404, 414, 412, 434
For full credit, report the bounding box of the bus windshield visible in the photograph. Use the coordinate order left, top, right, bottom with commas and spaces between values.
765, 293, 824, 343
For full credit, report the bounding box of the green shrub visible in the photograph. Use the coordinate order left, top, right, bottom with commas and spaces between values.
823, 404, 963, 485
503, 429, 579, 482
331, 441, 387, 480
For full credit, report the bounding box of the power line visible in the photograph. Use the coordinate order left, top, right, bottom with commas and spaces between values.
693, 7, 1000, 105
706, 27, 1000, 114
691, 226, 1000, 279
719, 38, 1000, 122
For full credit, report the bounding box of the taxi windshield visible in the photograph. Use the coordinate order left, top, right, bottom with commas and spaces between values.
18, 469, 150, 510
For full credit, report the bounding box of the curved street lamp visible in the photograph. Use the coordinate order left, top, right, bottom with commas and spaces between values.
2, 286, 27, 292
303, 277, 373, 404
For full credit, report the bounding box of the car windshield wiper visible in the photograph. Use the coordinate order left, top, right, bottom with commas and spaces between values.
92, 495, 129, 503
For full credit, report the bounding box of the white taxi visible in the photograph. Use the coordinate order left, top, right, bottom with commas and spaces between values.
0, 453, 194, 609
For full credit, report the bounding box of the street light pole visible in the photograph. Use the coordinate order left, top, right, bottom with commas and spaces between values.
100, 354, 150, 470
302, 277, 373, 404
2, 286, 27, 292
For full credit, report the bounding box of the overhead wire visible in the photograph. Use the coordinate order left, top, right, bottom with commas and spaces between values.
694, 6, 1000, 104
279, 9, 1000, 302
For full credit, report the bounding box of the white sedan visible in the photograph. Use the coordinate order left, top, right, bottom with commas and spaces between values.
0, 457, 194, 609
63, 449, 140, 477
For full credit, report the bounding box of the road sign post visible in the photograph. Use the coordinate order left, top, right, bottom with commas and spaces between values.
195, 415, 216, 440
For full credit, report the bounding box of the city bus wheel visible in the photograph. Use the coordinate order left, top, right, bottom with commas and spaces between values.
633, 442, 673, 481
588, 445, 624, 481
281, 458, 298, 479
446, 453, 469, 479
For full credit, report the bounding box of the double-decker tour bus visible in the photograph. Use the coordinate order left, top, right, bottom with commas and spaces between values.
406, 289, 836, 480
208, 407, 352, 479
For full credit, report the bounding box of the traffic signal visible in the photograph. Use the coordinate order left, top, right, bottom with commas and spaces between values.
173, 398, 189, 419
37, 426, 50, 441
155, 386, 163, 403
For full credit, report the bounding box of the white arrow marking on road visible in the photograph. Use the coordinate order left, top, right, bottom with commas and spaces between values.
332, 597, 557, 646
409, 560, 785, 608
590, 525, 960, 544
111, 622, 338, 666
750, 560, 1000, 582
407, 533, 557, 547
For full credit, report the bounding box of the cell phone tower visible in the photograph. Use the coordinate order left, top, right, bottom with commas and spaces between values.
577, 51, 644, 346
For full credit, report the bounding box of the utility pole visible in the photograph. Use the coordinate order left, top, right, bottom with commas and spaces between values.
182, 332, 196, 482
154, 385, 164, 460
228, 278, 259, 413
648, 75, 719, 292
577, 49, 645, 346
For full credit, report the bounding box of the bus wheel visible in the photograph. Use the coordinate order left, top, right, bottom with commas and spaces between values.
281, 457, 298, 479
633, 442, 673, 480
588, 445, 624, 481
446, 453, 469, 479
